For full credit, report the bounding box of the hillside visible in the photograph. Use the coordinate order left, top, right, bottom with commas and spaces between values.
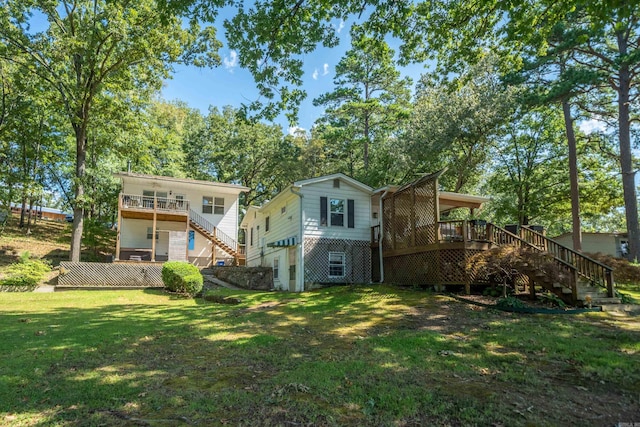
0, 215, 116, 268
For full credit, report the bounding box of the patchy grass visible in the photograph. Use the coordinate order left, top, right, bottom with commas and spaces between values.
1, 287, 638, 426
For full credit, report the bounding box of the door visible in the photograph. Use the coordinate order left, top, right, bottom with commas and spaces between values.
288, 247, 297, 292
156, 231, 169, 260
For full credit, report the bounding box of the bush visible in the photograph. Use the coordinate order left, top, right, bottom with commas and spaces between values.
162, 261, 203, 296
0, 253, 51, 291
585, 252, 640, 284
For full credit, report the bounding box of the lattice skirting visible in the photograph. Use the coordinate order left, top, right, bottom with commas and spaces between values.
303, 238, 371, 287
58, 262, 164, 287
384, 249, 486, 286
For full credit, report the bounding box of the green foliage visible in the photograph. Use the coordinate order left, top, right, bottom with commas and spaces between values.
496, 296, 527, 309
161, 261, 203, 296
538, 292, 567, 308
0, 252, 51, 291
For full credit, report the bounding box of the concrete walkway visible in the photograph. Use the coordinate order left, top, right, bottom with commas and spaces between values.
201, 274, 242, 290
33, 285, 56, 293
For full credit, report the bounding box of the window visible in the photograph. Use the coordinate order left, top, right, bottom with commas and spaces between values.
273, 257, 279, 279
266, 216, 270, 232
175, 194, 185, 208
330, 198, 344, 226
214, 197, 224, 215
372, 212, 378, 219
202, 196, 213, 214
143, 190, 155, 208
146, 227, 158, 240
250, 227, 254, 246
328, 252, 345, 277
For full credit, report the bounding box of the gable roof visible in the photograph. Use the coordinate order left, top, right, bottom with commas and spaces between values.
114, 172, 250, 192
294, 173, 373, 193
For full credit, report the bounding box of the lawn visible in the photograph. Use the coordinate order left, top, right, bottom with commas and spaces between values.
1, 286, 639, 426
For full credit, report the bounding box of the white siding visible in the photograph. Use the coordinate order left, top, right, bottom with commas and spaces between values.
554, 234, 619, 257
301, 180, 371, 240
244, 193, 300, 270
120, 219, 186, 249
121, 179, 240, 240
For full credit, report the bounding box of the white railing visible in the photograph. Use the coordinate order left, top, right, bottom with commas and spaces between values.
120, 194, 190, 213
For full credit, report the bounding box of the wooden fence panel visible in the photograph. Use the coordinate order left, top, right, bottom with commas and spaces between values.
58, 262, 164, 287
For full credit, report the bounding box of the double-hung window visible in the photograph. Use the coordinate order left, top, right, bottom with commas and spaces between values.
328, 252, 345, 278
202, 196, 213, 214
330, 199, 344, 226
214, 197, 224, 214
273, 257, 279, 279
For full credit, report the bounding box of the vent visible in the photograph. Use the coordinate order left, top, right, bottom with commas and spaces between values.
333, 178, 340, 188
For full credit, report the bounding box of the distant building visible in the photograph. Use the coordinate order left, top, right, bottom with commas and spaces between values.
553, 232, 628, 258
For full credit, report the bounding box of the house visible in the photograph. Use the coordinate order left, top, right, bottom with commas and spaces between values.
9, 202, 69, 222
240, 173, 373, 292
114, 172, 249, 266
553, 232, 628, 258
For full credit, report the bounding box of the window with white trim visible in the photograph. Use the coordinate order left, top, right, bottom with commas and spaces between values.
214, 197, 224, 215
273, 257, 279, 279
328, 252, 345, 278
330, 198, 344, 226
146, 227, 158, 240
202, 196, 213, 214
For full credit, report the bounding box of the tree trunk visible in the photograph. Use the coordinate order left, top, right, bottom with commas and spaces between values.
561, 99, 582, 252
617, 63, 638, 261
70, 124, 87, 262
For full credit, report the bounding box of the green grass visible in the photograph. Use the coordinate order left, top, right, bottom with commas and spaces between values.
1, 286, 639, 426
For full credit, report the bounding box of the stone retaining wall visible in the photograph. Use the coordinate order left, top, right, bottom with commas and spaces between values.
206, 266, 273, 291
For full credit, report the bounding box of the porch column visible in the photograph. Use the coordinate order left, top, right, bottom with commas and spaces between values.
186, 212, 190, 262
115, 193, 122, 260
151, 196, 157, 262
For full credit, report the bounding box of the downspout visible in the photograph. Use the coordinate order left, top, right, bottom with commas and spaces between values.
378, 190, 389, 283
290, 187, 304, 292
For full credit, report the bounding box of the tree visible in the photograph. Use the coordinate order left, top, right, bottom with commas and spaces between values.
313, 33, 411, 183
184, 106, 299, 206
0, 0, 220, 261
409, 56, 516, 193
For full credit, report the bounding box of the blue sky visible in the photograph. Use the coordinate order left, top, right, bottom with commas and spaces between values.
161, 17, 428, 134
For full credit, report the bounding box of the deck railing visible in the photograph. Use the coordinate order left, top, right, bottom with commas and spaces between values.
374, 219, 614, 297
121, 194, 190, 213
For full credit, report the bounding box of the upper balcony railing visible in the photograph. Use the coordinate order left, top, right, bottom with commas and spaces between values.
120, 193, 190, 214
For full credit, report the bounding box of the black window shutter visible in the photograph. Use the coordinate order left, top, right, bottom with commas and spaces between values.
347, 199, 355, 228
320, 197, 328, 226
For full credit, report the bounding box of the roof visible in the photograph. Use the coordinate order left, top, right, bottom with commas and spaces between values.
438, 192, 490, 212
294, 173, 373, 193
10, 202, 67, 215
114, 172, 250, 192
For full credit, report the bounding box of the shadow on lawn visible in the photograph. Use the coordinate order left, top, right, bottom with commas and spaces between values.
1, 287, 639, 426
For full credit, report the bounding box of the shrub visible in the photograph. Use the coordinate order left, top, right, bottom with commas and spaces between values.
162, 261, 203, 296
585, 252, 640, 284
0, 253, 51, 291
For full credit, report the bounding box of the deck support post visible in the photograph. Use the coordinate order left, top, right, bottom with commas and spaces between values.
115, 193, 122, 261
151, 196, 157, 262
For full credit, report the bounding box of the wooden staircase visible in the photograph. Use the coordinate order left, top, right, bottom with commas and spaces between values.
485, 224, 618, 306
189, 210, 245, 265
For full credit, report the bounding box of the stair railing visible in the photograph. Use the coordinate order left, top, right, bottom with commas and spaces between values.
489, 224, 614, 297
189, 210, 238, 253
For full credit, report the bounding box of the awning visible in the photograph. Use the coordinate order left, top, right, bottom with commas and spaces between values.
267, 237, 297, 247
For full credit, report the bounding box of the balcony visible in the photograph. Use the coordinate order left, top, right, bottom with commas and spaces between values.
119, 193, 190, 221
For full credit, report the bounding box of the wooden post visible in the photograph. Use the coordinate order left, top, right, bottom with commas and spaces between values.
462, 220, 468, 244
410, 186, 416, 247
151, 196, 157, 262
606, 270, 614, 298
185, 212, 190, 263
529, 278, 536, 299
570, 270, 578, 304
115, 193, 123, 261
211, 226, 217, 267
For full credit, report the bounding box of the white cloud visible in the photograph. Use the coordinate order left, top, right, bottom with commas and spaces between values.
579, 118, 606, 135
312, 68, 319, 80
337, 19, 345, 33
288, 126, 306, 136
322, 63, 329, 75
224, 50, 238, 72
